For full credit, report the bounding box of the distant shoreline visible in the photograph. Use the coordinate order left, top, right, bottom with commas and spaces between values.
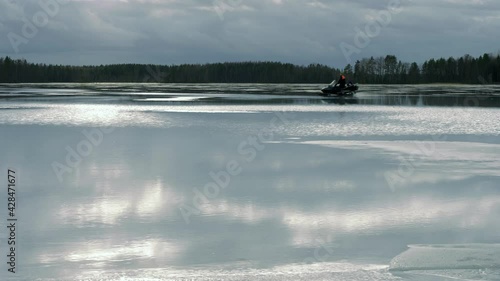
1, 53, 499, 84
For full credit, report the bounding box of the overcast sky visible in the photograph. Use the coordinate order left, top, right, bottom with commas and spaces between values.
1, 0, 499, 67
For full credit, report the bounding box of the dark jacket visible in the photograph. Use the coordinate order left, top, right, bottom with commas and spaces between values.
337, 75, 346, 87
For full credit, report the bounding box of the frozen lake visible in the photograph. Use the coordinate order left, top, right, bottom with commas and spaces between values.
0, 83, 500, 280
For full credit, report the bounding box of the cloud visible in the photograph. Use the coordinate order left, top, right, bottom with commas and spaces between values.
0, 0, 499, 66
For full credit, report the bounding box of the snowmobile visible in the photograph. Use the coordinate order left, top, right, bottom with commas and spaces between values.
319, 80, 359, 96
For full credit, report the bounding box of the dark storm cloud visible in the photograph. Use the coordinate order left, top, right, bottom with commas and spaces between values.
0, 0, 499, 66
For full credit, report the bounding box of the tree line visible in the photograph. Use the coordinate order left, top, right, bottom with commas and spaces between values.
0, 59, 340, 83
0, 53, 499, 84
349, 53, 500, 84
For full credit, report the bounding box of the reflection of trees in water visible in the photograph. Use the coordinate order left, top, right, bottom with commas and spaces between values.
133, 94, 500, 107
357, 94, 500, 107
320, 97, 359, 105
153, 97, 359, 105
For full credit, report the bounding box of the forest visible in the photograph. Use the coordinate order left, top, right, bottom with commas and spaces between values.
0, 53, 499, 84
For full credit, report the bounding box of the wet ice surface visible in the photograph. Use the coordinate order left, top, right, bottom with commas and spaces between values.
0, 84, 500, 280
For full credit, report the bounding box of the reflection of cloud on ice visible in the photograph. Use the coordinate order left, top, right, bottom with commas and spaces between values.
274, 177, 357, 192
57, 179, 184, 226
58, 197, 131, 226
184, 195, 500, 247
66, 239, 183, 263
135, 179, 178, 217
39, 239, 184, 266
196, 199, 274, 224
376, 171, 472, 188
281, 197, 500, 245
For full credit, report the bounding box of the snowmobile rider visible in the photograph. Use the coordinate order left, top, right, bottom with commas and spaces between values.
335, 74, 347, 88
